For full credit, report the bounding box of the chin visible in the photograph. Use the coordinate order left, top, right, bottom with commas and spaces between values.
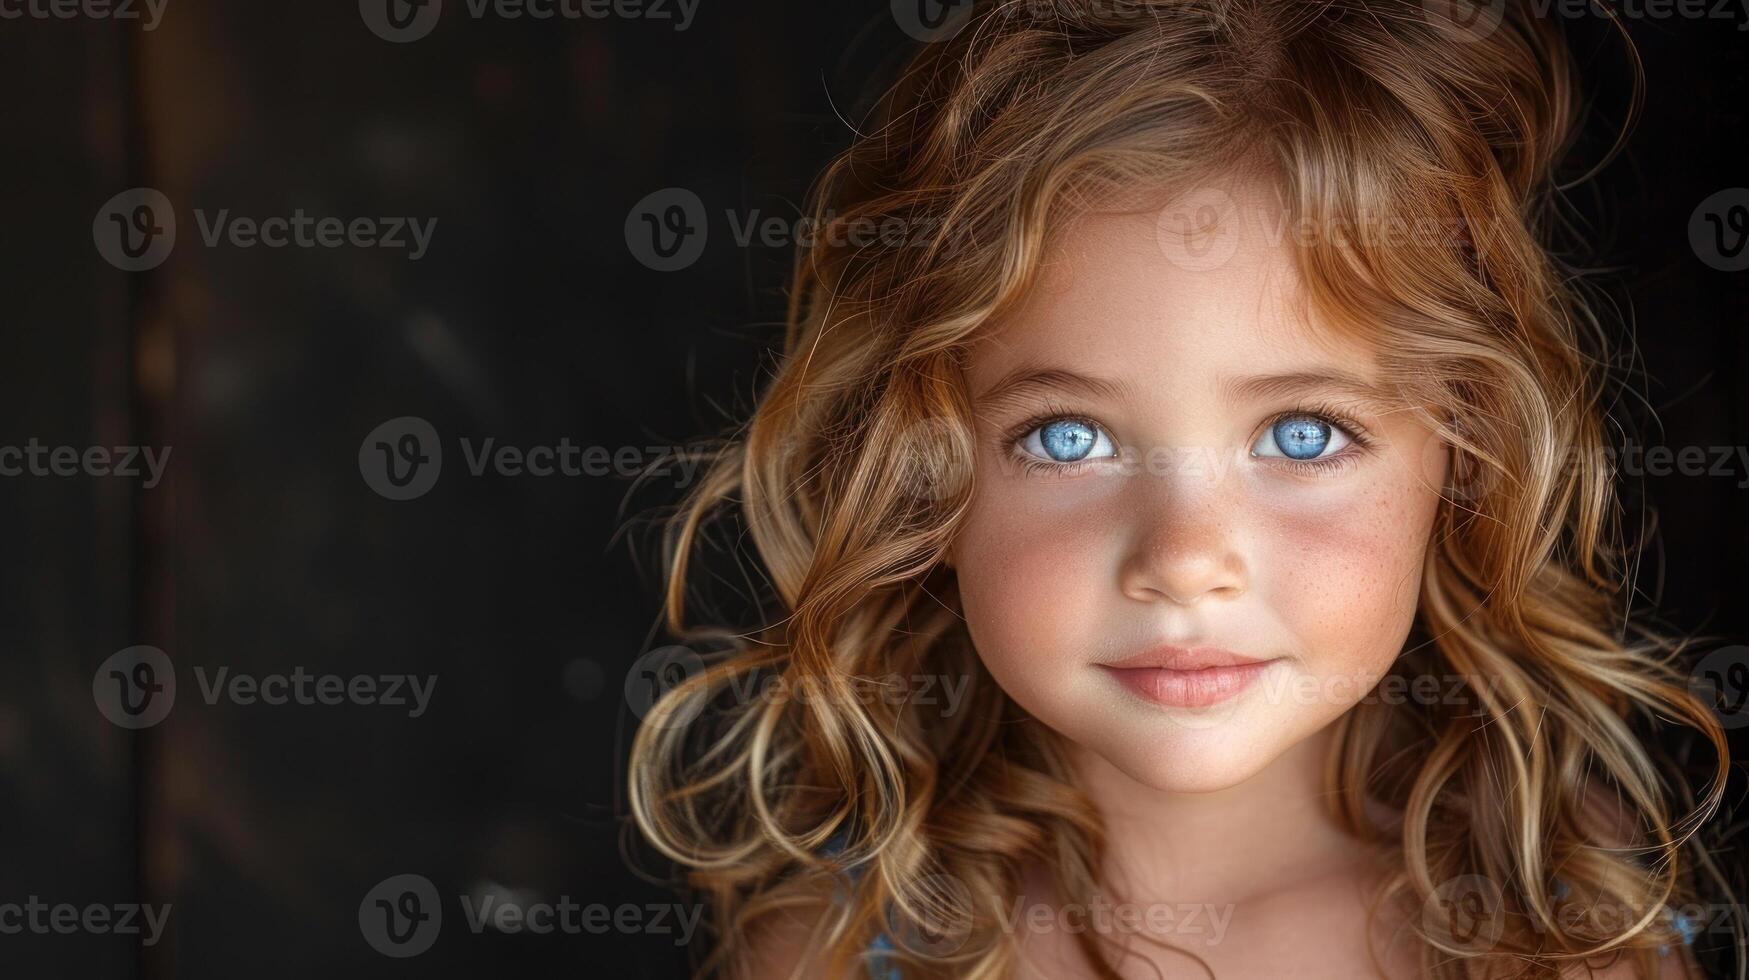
1081, 722, 1288, 794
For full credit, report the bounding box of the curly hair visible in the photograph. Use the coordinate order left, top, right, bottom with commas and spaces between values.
627, 2, 1735, 977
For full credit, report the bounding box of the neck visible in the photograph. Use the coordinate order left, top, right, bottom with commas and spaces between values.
1067, 720, 1373, 907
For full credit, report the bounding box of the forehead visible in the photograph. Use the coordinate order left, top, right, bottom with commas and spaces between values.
966, 182, 1375, 392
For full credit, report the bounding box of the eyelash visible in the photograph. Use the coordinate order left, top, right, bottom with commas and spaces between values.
1002, 400, 1374, 476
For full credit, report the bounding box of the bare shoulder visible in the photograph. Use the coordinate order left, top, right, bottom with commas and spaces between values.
732, 896, 842, 980
1566, 781, 1703, 979
1567, 948, 1700, 980
1576, 777, 1642, 849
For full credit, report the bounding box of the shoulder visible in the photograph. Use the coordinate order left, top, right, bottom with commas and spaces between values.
736, 906, 835, 980
735, 844, 867, 980
1566, 783, 1706, 979
1568, 948, 1700, 980
1576, 778, 1641, 849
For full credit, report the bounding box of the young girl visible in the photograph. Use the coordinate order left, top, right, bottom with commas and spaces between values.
628, 1, 1736, 976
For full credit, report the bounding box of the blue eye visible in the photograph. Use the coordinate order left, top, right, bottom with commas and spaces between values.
1019, 418, 1116, 464
1252, 414, 1352, 461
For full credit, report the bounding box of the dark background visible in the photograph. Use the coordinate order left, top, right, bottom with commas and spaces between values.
0, 1, 1745, 977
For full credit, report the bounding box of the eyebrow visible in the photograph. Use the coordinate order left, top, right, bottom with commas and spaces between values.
972, 367, 1136, 412
1220, 370, 1398, 405
973, 365, 1398, 411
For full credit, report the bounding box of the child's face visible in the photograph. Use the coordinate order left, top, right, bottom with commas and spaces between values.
951, 182, 1447, 793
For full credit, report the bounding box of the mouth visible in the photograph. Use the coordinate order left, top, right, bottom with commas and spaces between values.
1099, 646, 1281, 708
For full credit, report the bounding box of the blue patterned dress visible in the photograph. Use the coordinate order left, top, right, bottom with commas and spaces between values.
1548, 876, 1703, 959
819, 846, 1700, 977
821, 831, 904, 979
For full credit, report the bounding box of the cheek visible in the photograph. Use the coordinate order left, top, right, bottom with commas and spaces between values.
950, 442, 1445, 709
1251, 462, 1440, 677
952, 473, 1114, 696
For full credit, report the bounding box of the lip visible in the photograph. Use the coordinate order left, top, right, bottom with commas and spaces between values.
1100, 646, 1280, 708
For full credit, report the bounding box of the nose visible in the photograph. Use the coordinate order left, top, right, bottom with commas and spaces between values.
1118, 478, 1248, 606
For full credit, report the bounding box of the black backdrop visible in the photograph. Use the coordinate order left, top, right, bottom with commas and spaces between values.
1, 1, 1746, 977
